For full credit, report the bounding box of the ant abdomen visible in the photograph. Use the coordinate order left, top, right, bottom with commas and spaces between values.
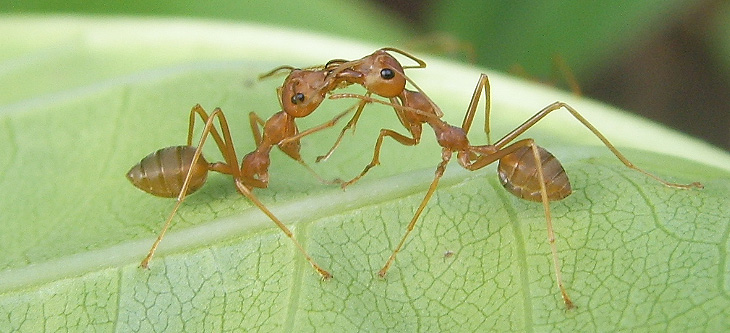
126, 145, 210, 198
498, 146, 572, 202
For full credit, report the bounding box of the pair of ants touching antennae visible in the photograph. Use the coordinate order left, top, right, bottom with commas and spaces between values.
127, 48, 702, 309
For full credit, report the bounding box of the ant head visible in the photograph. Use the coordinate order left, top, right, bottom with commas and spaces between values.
352, 49, 406, 98
280, 69, 330, 118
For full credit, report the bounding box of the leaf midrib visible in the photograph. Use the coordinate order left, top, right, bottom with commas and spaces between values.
0, 164, 478, 293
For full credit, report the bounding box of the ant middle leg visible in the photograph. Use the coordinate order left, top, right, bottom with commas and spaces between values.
250, 109, 350, 186
273, 104, 360, 185
315, 95, 371, 162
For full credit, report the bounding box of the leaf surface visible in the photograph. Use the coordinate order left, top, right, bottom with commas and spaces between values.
0, 16, 729, 332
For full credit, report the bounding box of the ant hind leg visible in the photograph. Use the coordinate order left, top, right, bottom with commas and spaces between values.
492, 102, 703, 189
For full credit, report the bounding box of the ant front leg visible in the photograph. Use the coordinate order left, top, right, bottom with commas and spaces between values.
324, 93, 436, 188
276, 105, 357, 185
246, 111, 335, 186
316, 94, 371, 162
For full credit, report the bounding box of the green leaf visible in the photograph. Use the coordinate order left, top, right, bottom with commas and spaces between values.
1, 16, 729, 332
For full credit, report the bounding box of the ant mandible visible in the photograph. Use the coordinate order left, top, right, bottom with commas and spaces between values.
315, 48, 703, 309
126, 64, 363, 280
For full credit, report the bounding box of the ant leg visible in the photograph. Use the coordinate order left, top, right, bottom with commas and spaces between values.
341, 128, 419, 188
459, 73, 492, 144
282, 104, 355, 144
140, 194, 188, 269
517, 139, 575, 309
280, 144, 343, 186
188, 104, 227, 153
460, 139, 575, 309
328, 93, 440, 121
249, 112, 266, 146
141, 108, 239, 268
276, 105, 356, 185
233, 178, 332, 280
316, 94, 371, 162
378, 149, 452, 277
493, 102, 703, 189
525, 139, 575, 309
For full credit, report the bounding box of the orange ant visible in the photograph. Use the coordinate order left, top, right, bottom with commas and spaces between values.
125, 49, 438, 280
126, 64, 364, 280
313, 48, 703, 308
313, 48, 430, 163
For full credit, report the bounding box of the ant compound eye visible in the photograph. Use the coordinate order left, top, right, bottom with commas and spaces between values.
380, 68, 395, 80
291, 92, 305, 105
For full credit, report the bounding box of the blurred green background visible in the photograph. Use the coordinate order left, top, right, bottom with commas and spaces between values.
383, 0, 730, 152
2, 0, 728, 150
